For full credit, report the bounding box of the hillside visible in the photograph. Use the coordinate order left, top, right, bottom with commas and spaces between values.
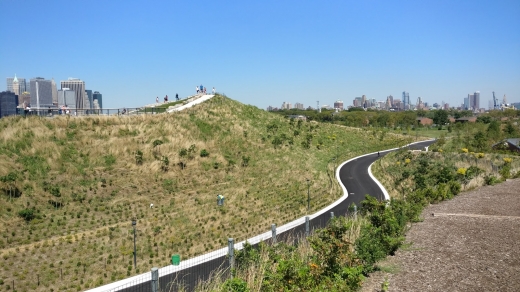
0, 95, 410, 291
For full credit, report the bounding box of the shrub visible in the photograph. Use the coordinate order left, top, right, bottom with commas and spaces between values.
18, 208, 35, 222
221, 277, 249, 292
200, 149, 209, 157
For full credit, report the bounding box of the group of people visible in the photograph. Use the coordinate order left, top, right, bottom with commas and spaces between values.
156, 94, 180, 104
196, 85, 216, 95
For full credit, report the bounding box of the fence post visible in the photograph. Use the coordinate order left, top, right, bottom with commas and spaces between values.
271, 224, 277, 245
228, 238, 235, 272
151, 267, 159, 292
305, 216, 310, 237
330, 212, 334, 219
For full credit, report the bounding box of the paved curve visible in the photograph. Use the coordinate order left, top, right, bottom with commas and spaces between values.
338, 140, 436, 206
88, 140, 436, 292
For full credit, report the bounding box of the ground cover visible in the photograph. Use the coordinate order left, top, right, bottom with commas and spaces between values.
0, 94, 408, 292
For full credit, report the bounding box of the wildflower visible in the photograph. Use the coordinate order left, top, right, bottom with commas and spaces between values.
461, 148, 469, 153
503, 157, 512, 164
405, 158, 411, 164
457, 168, 467, 176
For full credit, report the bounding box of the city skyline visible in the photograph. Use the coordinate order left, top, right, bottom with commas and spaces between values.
1, 0, 518, 110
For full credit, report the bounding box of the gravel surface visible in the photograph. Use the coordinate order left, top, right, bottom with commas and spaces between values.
361, 178, 520, 292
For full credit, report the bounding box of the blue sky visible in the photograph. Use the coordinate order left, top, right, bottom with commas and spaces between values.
1, 0, 519, 110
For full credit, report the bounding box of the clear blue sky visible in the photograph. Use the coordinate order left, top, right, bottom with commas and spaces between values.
1, 0, 519, 109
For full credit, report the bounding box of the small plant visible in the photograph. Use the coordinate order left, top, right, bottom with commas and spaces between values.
135, 150, 143, 165
241, 156, 250, 167
200, 149, 209, 157
161, 156, 169, 172
18, 208, 36, 222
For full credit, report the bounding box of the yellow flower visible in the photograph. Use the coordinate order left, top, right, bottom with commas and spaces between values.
461, 148, 469, 153
476, 153, 484, 158
457, 168, 467, 176
504, 157, 512, 164
396, 161, 401, 165
405, 158, 411, 164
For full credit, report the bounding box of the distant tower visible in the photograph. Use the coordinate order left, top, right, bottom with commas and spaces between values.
503, 94, 507, 105
61, 78, 86, 110
93, 91, 103, 109
12, 75, 20, 96
51, 78, 58, 105
317, 101, 320, 113
402, 92, 410, 110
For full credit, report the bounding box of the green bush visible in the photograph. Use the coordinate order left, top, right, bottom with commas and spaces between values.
18, 208, 35, 221
221, 277, 249, 292
200, 149, 209, 157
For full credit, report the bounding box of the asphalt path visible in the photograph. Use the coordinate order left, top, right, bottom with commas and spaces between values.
338, 140, 437, 207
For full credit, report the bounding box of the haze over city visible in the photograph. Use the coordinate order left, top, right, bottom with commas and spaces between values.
1, 0, 519, 110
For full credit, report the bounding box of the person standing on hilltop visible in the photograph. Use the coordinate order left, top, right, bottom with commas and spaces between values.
196, 86, 199, 95
156, 96, 159, 103
212, 87, 215, 94
176, 93, 179, 101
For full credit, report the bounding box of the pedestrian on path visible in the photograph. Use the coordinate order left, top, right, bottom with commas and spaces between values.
212, 87, 215, 94
156, 96, 159, 103
196, 86, 199, 95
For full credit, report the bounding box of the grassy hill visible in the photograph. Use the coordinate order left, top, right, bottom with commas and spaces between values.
0, 95, 412, 291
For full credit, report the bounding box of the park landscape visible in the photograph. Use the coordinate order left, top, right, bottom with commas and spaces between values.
1, 95, 520, 291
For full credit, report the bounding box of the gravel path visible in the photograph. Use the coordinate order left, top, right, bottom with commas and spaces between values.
361, 178, 520, 292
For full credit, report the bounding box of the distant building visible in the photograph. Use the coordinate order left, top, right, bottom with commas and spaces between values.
402, 91, 410, 110
468, 91, 480, 111
333, 100, 343, 110
464, 97, 469, 110
417, 117, 433, 126
58, 89, 76, 108
455, 116, 477, 123
6, 75, 27, 95
61, 78, 87, 109
93, 91, 103, 109
387, 95, 394, 107
492, 138, 520, 153
0, 91, 18, 118
86, 89, 93, 109
30, 77, 54, 108
19, 92, 30, 107
51, 78, 58, 105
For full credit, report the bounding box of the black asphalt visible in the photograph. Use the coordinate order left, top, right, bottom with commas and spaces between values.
338, 140, 436, 205
113, 139, 436, 292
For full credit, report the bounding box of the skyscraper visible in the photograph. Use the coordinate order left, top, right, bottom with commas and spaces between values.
61, 78, 86, 109
402, 91, 410, 110
86, 90, 93, 109
93, 91, 102, 109
58, 89, 76, 108
7, 74, 27, 95
30, 77, 54, 108
0, 91, 18, 118
468, 91, 480, 111
51, 78, 58, 105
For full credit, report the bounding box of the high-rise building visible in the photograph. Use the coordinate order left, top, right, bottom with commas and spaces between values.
468, 91, 480, 111
85, 90, 93, 109
61, 78, 86, 109
387, 95, 394, 107
0, 91, 18, 118
51, 78, 58, 105
402, 91, 410, 110
7, 75, 27, 95
463, 97, 469, 110
294, 102, 304, 110
58, 89, 76, 108
93, 91, 102, 109
333, 100, 344, 110
30, 77, 54, 108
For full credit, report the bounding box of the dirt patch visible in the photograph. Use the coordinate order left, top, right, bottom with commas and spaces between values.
361, 178, 520, 292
